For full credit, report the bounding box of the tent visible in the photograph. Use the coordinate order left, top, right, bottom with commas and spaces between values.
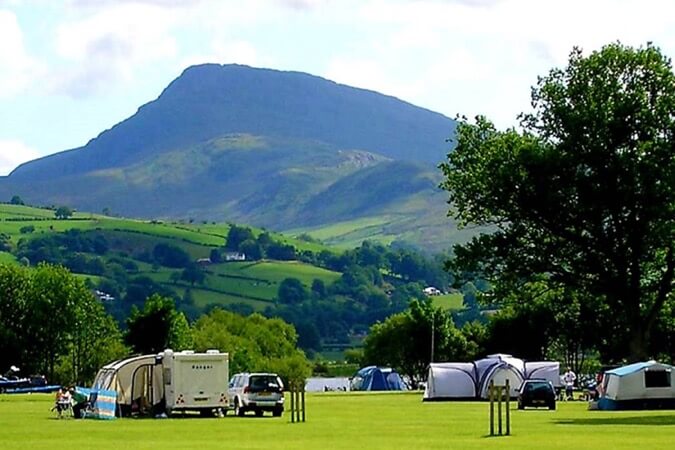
475, 355, 525, 399
424, 354, 559, 401
598, 361, 675, 410
74, 387, 117, 420
350, 366, 407, 391
423, 363, 477, 400
92, 354, 163, 416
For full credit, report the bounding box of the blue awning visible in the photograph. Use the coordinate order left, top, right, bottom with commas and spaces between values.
606, 361, 662, 377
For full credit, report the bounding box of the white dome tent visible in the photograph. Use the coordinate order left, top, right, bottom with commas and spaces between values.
423, 354, 560, 401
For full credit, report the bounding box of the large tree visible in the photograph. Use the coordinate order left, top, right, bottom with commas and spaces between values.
191, 308, 309, 382
125, 294, 193, 354
363, 300, 470, 386
0, 263, 125, 382
441, 43, 675, 361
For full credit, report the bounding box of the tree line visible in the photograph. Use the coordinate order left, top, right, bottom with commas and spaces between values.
0, 263, 310, 386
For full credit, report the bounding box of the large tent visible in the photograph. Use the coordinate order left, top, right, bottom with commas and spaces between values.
92, 354, 163, 416
424, 354, 559, 401
598, 361, 675, 410
423, 363, 477, 400
350, 366, 407, 391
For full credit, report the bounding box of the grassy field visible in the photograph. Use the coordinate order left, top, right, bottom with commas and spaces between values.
143, 260, 341, 304
288, 215, 399, 249
0, 251, 16, 264
431, 293, 464, 310
0, 203, 342, 309
0, 204, 334, 254
0, 393, 673, 449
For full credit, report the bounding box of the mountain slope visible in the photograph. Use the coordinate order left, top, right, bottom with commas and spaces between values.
0, 64, 462, 250
8, 64, 454, 182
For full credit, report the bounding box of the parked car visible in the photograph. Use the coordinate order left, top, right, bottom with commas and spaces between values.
227, 373, 284, 417
518, 379, 556, 410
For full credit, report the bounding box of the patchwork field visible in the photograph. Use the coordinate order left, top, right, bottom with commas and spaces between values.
0, 204, 331, 254
0, 203, 342, 309
1, 392, 673, 449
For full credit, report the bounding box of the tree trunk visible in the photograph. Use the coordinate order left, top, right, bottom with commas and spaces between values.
628, 326, 649, 362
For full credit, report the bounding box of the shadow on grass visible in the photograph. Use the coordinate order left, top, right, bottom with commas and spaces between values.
555, 415, 675, 426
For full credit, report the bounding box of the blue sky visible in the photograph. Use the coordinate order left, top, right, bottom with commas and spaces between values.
2, 0, 675, 174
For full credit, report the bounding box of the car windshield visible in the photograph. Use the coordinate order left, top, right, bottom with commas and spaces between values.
524, 382, 550, 392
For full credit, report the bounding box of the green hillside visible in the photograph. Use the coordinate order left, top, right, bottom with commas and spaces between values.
0, 203, 467, 355
0, 64, 464, 252
0, 203, 339, 311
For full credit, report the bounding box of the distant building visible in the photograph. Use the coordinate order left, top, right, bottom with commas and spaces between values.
224, 252, 246, 261
423, 287, 442, 296
94, 290, 115, 302
196, 257, 212, 266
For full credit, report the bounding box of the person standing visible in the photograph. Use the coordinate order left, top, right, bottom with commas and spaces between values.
563, 367, 577, 400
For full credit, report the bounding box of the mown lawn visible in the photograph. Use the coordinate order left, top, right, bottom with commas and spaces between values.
1, 392, 673, 449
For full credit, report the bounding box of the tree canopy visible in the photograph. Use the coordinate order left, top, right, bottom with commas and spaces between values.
54, 206, 73, 219
125, 294, 193, 354
0, 263, 125, 383
441, 43, 675, 361
191, 308, 310, 384
363, 300, 471, 385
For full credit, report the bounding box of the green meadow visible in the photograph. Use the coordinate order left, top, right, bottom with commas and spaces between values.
146, 261, 341, 304
0, 204, 331, 254
431, 293, 464, 310
0, 204, 342, 309
1, 393, 673, 449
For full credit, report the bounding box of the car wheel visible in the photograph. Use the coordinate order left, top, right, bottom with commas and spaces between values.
272, 407, 282, 417
549, 402, 556, 410
517, 402, 524, 410
255, 409, 263, 417
235, 400, 245, 417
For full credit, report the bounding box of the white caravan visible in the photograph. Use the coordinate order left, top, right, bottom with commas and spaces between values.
92, 349, 229, 416
163, 349, 229, 415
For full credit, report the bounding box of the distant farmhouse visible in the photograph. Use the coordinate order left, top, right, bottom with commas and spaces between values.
224, 252, 246, 261
423, 287, 442, 296
95, 290, 115, 302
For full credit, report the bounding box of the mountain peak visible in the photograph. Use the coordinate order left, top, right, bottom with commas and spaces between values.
1, 64, 459, 249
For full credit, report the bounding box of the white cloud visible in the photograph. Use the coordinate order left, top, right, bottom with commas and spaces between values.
0, 10, 42, 97
0, 139, 40, 175
336, 0, 675, 127
324, 56, 423, 101
50, 3, 179, 96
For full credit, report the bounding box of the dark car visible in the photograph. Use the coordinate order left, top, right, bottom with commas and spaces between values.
518, 379, 556, 410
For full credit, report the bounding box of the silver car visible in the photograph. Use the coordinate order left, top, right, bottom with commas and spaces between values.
227, 373, 284, 417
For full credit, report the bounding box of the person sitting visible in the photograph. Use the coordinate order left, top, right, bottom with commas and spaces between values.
53, 387, 72, 418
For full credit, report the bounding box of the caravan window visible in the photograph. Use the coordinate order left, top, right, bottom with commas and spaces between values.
644, 370, 671, 388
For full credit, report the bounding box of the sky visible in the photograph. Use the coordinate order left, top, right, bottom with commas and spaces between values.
2, 0, 675, 175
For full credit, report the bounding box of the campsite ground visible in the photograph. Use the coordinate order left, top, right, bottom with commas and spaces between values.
1, 392, 674, 449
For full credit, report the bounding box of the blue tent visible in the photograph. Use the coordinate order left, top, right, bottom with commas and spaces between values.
350, 366, 407, 391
